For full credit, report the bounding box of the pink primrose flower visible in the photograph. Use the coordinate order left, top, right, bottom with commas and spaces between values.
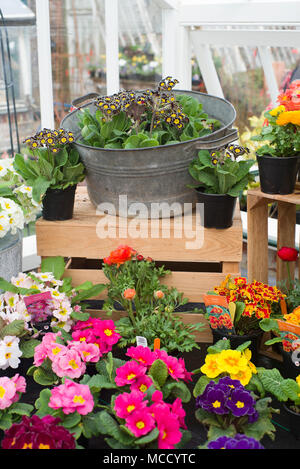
0, 376, 17, 409
49, 379, 94, 415
51, 348, 86, 379
68, 341, 101, 363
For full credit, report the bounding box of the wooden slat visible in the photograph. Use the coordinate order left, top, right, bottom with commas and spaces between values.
87, 309, 213, 344
64, 267, 240, 303
36, 187, 243, 263
277, 201, 296, 284
247, 185, 300, 206
247, 193, 269, 284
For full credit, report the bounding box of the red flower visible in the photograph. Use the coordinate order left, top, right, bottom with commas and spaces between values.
103, 245, 136, 267
1, 415, 76, 449
277, 247, 298, 262
123, 288, 136, 300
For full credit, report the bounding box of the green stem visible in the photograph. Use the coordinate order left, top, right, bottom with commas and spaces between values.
286, 262, 293, 291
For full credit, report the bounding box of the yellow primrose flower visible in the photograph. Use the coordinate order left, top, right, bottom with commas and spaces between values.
200, 353, 222, 379
230, 366, 252, 386
217, 349, 249, 375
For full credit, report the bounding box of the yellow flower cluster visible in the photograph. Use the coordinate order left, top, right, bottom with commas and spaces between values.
283, 306, 300, 326
200, 348, 257, 386
269, 105, 286, 117
276, 110, 300, 126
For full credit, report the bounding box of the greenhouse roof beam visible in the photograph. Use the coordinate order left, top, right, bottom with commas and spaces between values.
179, 1, 300, 26
190, 29, 300, 48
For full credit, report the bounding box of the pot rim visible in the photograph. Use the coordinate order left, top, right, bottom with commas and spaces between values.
212, 328, 263, 339
256, 153, 300, 160
283, 402, 300, 417
46, 184, 77, 194
195, 189, 237, 199
61, 89, 237, 153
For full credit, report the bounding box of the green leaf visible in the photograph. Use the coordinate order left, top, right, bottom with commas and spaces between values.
19, 339, 41, 358
71, 284, 106, 304
10, 402, 33, 416
259, 318, 279, 333
149, 359, 169, 388
207, 424, 236, 441
34, 388, 53, 416
0, 320, 26, 340
62, 412, 82, 429
163, 381, 191, 403
97, 411, 135, 445
0, 414, 12, 431
124, 135, 142, 149
33, 366, 58, 386
32, 176, 51, 202
207, 339, 231, 354
140, 138, 159, 148
244, 416, 276, 441
70, 310, 91, 321
135, 428, 159, 445
41, 256, 66, 280
193, 375, 211, 398
257, 368, 287, 401
233, 302, 245, 326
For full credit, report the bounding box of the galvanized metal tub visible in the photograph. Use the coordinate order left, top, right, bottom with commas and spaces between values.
61, 89, 237, 218
0, 230, 22, 283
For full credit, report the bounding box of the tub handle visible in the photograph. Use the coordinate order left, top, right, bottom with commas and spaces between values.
195, 128, 238, 150
72, 92, 99, 108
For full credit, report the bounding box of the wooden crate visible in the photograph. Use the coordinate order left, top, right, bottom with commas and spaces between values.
247, 185, 300, 284
36, 186, 243, 304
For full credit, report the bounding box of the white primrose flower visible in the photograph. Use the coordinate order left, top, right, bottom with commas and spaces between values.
0, 197, 25, 235
0, 213, 10, 238
50, 317, 73, 333
0, 336, 22, 370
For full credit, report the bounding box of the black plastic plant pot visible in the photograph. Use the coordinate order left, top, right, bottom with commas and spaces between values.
211, 328, 263, 364
256, 154, 299, 195
196, 190, 237, 229
42, 185, 77, 221
282, 403, 300, 440
279, 345, 300, 379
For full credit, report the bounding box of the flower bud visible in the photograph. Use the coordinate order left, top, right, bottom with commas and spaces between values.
154, 290, 164, 300
123, 288, 136, 300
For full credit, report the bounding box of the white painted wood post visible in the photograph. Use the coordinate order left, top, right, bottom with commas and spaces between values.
18, 30, 32, 99
191, 35, 224, 98
177, 25, 192, 90
105, 0, 119, 95
258, 46, 279, 105
162, 7, 178, 79
35, 0, 54, 129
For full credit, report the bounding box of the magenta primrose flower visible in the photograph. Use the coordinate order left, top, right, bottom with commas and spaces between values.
115, 360, 147, 387
125, 408, 156, 438
126, 346, 156, 367
130, 375, 153, 394
49, 379, 94, 415
114, 390, 147, 419
71, 317, 121, 354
